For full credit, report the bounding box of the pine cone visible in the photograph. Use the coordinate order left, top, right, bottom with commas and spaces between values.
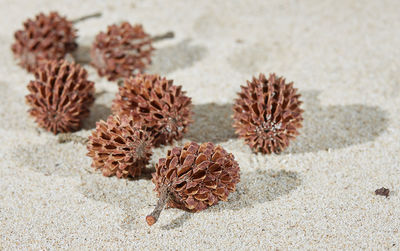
26, 60, 95, 134
112, 74, 192, 146
87, 115, 153, 178
11, 12, 77, 72
146, 142, 240, 225
90, 22, 154, 81
233, 73, 303, 154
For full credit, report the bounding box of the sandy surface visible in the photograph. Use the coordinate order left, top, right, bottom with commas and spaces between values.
1, 0, 400, 249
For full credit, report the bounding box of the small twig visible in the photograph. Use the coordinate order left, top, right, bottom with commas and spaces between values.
375, 187, 390, 197
58, 133, 88, 144
152, 31, 175, 42
72, 12, 102, 24
141, 166, 156, 180
146, 187, 170, 226
143, 166, 156, 174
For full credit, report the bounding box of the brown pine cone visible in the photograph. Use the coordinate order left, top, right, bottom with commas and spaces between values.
26, 60, 95, 134
146, 142, 240, 225
11, 12, 77, 72
112, 74, 192, 146
233, 73, 303, 154
87, 115, 153, 178
90, 22, 154, 81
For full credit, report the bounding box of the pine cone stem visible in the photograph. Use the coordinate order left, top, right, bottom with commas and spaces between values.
142, 166, 156, 174
72, 12, 102, 24
146, 187, 170, 226
152, 31, 174, 42
58, 133, 88, 144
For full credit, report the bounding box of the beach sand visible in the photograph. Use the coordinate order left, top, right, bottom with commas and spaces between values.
1, 0, 399, 249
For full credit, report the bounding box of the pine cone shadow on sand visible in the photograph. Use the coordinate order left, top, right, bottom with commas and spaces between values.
78, 163, 300, 230
160, 168, 301, 230
186, 103, 236, 143
186, 89, 387, 154
72, 38, 208, 73
284, 90, 388, 154
82, 89, 116, 130
147, 39, 207, 75
208, 169, 301, 211
10, 141, 93, 178
82, 103, 111, 130
78, 170, 157, 230
72, 44, 91, 64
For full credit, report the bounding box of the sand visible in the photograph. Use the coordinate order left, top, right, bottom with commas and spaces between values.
1, 0, 400, 249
